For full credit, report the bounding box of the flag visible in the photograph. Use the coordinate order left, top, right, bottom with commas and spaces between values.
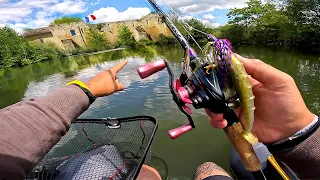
84, 14, 97, 23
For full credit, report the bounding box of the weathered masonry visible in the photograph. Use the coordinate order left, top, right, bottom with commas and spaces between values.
24, 14, 173, 52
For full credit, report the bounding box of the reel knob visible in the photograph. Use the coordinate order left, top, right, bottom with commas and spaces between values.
168, 123, 193, 139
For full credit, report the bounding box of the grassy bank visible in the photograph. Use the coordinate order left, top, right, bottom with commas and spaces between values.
0, 27, 64, 68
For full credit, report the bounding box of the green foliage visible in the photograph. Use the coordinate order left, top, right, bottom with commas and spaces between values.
52, 16, 83, 25
86, 28, 110, 51
138, 39, 155, 46
217, 0, 320, 50
156, 34, 177, 44
117, 25, 137, 47
0, 27, 63, 68
173, 19, 188, 38
174, 18, 215, 41
184, 18, 211, 40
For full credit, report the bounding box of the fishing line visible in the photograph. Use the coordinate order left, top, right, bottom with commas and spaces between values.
160, 0, 209, 37
159, 0, 203, 51
252, 169, 267, 180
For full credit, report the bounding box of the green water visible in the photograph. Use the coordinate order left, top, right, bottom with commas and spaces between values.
0, 44, 319, 179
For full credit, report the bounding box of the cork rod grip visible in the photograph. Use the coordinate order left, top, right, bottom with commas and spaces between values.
224, 122, 262, 172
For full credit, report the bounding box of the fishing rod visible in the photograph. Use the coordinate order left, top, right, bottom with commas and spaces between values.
140, 0, 264, 176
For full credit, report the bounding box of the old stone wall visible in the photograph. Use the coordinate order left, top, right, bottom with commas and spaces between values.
24, 32, 62, 48
49, 22, 89, 49
94, 14, 173, 44
25, 14, 173, 51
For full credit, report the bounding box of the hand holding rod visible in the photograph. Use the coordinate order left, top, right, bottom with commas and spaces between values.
223, 109, 262, 172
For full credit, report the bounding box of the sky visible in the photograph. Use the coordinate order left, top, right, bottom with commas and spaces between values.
0, 0, 248, 34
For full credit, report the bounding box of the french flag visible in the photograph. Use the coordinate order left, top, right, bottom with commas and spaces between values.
84, 14, 97, 23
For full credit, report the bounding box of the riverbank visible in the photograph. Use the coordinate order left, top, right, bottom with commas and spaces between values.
69, 48, 126, 57
0, 26, 176, 69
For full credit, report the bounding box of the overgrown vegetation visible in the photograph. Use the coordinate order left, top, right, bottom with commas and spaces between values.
116, 25, 137, 47
156, 34, 177, 44
52, 17, 83, 25
173, 18, 214, 41
0, 27, 63, 68
214, 0, 320, 51
86, 28, 110, 51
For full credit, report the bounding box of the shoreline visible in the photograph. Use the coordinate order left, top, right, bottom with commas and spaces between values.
69, 48, 127, 57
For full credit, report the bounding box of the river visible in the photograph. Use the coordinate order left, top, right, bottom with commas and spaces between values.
0, 44, 319, 179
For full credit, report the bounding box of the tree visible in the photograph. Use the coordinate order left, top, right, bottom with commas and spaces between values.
285, 0, 320, 47
86, 28, 110, 51
173, 18, 214, 41
117, 25, 136, 47
285, 0, 320, 26
0, 27, 28, 67
0, 27, 63, 68
227, 0, 276, 26
52, 17, 83, 25
184, 18, 210, 40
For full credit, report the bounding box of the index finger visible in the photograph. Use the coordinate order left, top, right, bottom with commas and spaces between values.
233, 53, 287, 85
110, 60, 128, 74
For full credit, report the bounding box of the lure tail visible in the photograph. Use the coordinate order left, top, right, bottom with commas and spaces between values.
243, 131, 258, 145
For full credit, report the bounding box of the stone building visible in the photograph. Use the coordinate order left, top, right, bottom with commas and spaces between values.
23, 14, 173, 52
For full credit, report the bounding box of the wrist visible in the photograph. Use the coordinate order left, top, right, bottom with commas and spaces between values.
267, 114, 318, 151
288, 111, 315, 138
85, 80, 100, 97
67, 80, 96, 104
275, 111, 315, 142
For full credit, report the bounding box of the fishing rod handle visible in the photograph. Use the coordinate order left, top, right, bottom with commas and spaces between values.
224, 121, 262, 172
137, 60, 166, 79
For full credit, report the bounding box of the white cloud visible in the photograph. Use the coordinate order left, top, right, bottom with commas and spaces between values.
201, 19, 210, 24
159, 0, 247, 15
178, 15, 193, 21
0, 24, 5, 28
90, 0, 100, 6
0, 8, 32, 23
203, 14, 214, 20
203, 21, 220, 28
92, 7, 151, 23
0, 0, 88, 33
6, 23, 29, 34
51, 1, 87, 15
211, 23, 220, 28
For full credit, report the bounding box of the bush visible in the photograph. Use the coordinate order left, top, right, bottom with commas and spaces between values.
52, 17, 83, 25
117, 25, 137, 47
138, 39, 154, 46
156, 34, 176, 44
86, 28, 110, 51
0, 27, 64, 68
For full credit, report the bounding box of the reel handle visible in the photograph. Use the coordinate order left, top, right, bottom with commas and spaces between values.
168, 123, 193, 139
137, 60, 167, 79
223, 111, 262, 172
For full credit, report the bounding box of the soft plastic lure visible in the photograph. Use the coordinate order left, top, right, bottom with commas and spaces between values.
203, 39, 258, 145
230, 54, 258, 145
